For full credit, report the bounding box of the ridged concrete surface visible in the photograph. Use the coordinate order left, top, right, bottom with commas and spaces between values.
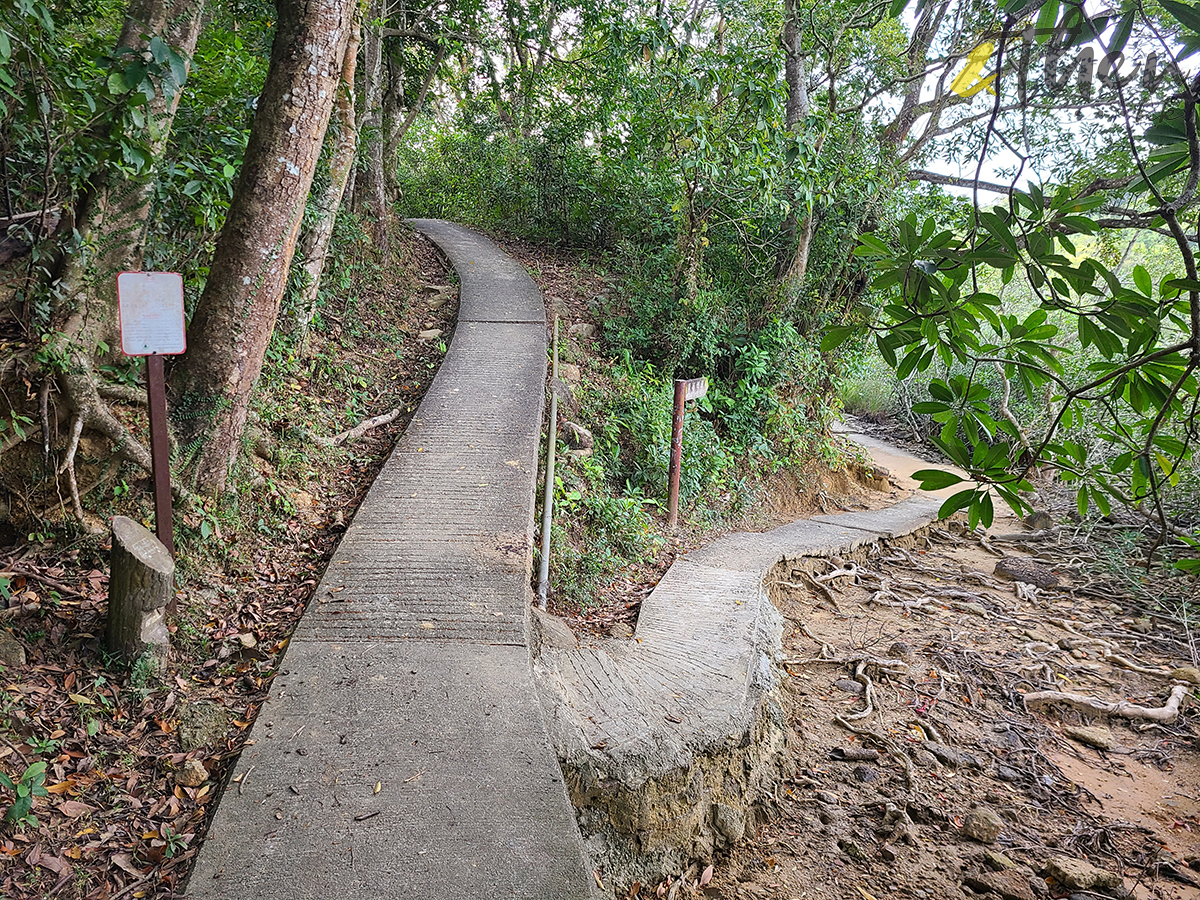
187, 221, 597, 900
537, 496, 944, 778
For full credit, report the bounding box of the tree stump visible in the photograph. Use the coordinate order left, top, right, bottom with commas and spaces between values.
107, 516, 173, 663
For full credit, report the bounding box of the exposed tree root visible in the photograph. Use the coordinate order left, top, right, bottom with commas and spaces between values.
1023, 684, 1191, 724
331, 406, 401, 445
54, 414, 85, 524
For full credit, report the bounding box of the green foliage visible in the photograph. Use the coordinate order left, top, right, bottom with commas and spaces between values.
0, 761, 49, 830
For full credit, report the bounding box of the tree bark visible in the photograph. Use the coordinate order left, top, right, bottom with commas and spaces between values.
172, 0, 355, 495
293, 7, 363, 351
357, 0, 389, 254
773, 0, 815, 291
55, 0, 206, 352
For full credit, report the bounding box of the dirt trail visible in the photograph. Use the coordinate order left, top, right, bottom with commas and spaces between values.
714, 426, 1200, 900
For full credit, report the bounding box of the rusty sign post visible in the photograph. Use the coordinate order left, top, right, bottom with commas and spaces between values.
117, 272, 187, 557
667, 376, 708, 528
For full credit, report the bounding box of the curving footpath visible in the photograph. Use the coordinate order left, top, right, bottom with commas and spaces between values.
187, 221, 597, 899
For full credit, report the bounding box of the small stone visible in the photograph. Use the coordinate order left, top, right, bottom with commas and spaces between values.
568, 322, 596, 338
880, 843, 898, 862
962, 807, 1005, 844
1169, 666, 1200, 685
835, 678, 864, 695
984, 850, 1019, 870
888, 641, 914, 662
1130, 617, 1153, 634
815, 790, 840, 805
963, 868, 1036, 900
417, 328, 443, 341
1070, 648, 1086, 660
1063, 725, 1114, 751
994, 765, 1021, 783
559, 363, 581, 383
1024, 510, 1054, 531
712, 803, 745, 845
609, 622, 634, 640
913, 748, 938, 768
838, 837, 868, 861
1043, 857, 1122, 892
175, 759, 208, 788
0, 631, 25, 667
561, 421, 593, 451
851, 765, 878, 783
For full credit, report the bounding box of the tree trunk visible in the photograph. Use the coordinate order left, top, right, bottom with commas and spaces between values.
172, 0, 355, 495
774, 0, 814, 291
55, 0, 206, 353
357, 0, 388, 254
383, 42, 445, 197
293, 8, 363, 352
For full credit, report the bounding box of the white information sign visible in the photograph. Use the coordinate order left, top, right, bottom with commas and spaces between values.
117, 271, 187, 356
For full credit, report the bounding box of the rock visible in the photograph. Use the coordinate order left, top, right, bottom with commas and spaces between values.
963, 869, 1036, 900
417, 328, 443, 342
178, 700, 232, 752
559, 363, 581, 383
962, 808, 1005, 844
175, 759, 208, 788
0, 631, 25, 667
531, 608, 578, 651
994, 765, 1021, 783
888, 641, 914, 662
835, 678, 864, 695
1169, 666, 1200, 685
1043, 857, 1122, 892
993, 557, 1059, 588
912, 748, 938, 768
1130, 617, 1153, 634
815, 790, 840, 805
1024, 510, 1054, 531
561, 421, 593, 451
1063, 725, 1113, 751
712, 803, 745, 845
568, 322, 596, 339
851, 765, 878, 783
838, 837, 868, 861
608, 622, 634, 640
880, 843, 898, 862
924, 741, 984, 768
984, 850, 1019, 870
1070, 648, 1086, 660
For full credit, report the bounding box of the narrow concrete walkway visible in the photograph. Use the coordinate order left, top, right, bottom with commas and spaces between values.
188, 221, 597, 899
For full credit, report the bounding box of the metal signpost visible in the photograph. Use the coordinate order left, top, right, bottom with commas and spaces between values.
117, 272, 187, 557
667, 376, 708, 528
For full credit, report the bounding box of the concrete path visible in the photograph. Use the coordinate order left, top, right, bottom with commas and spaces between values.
188, 221, 597, 900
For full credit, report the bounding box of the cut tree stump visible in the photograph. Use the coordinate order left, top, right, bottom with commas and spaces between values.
107, 516, 173, 663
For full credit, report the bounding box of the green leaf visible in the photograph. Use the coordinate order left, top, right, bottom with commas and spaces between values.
1161, 0, 1200, 34
937, 489, 977, 518
912, 468, 965, 490
820, 325, 857, 352
1109, 9, 1135, 55
107, 71, 127, 94
1132, 265, 1152, 296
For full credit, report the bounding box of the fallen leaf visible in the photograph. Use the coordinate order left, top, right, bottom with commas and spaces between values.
68, 693, 94, 705
111, 852, 143, 878
700, 864, 713, 886
856, 887, 880, 900
56, 800, 95, 818
373, 781, 382, 794
45, 780, 75, 794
